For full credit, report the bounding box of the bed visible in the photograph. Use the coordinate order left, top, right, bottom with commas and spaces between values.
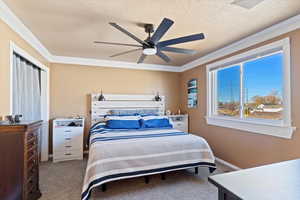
81, 94, 216, 200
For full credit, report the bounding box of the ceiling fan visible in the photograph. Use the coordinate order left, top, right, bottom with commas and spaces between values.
94, 18, 205, 64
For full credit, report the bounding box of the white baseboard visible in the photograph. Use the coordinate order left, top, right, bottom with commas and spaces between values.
215, 157, 241, 171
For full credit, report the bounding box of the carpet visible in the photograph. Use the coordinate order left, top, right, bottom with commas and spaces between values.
39, 159, 231, 200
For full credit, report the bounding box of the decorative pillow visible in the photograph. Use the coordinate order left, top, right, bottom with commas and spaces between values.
141, 116, 172, 128
105, 115, 141, 129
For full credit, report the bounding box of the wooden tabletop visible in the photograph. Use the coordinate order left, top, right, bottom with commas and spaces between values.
209, 159, 300, 200
0, 120, 43, 126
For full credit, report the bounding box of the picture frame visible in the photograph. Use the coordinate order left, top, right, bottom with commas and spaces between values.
188, 79, 198, 108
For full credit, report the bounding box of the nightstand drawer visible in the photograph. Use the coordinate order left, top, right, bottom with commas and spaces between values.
173, 122, 183, 126
169, 115, 188, 133
54, 142, 82, 152
53, 149, 83, 161
55, 127, 83, 136
172, 122, 188, 132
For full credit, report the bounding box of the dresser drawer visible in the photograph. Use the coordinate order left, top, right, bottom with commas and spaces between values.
26, 130, 38, 141
25, 145, 37, 161
26, 135, 38, 149
53, 136, 82, 151
54, 127, 83, 135
53, 128, 83, 151
53, 142, 82, 152
27, 155, 38, 171
27, 164, 38, 181
173, 122, 188, 132
53, 149, 83, 162
26, 175, 38, 200
173, 122, 185, 129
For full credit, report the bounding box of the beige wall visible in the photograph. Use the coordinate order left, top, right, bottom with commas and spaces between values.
179, 29, 300, 169
0, 19, 49, 116
49, 63, 181, 152
2, 15, 300, 168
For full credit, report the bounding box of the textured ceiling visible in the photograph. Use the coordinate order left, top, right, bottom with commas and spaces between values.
4, 0, 300, 66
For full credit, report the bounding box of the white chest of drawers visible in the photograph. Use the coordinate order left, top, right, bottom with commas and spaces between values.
52, 118, 84, 162
169, 115, 188, 132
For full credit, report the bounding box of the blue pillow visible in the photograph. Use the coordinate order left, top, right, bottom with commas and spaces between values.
105, 116, 141, 129
141, 116, 172, 128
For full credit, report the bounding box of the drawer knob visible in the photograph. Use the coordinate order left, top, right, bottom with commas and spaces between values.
65, 145, 72, 148
65, 138, 72, 140
65, 153, 72, 155
65, 130, 72, 132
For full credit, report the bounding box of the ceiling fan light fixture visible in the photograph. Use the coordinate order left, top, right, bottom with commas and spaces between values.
143, 47, 157, 55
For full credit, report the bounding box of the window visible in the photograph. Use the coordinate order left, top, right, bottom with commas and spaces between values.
243, 53, 283, 120
217, 65, 240, 117
206, 38, 295, 139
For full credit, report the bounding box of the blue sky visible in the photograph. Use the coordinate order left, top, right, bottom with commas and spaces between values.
217, 53, 283, 103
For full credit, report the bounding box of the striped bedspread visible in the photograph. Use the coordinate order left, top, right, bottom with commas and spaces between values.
82, 127, 216, 200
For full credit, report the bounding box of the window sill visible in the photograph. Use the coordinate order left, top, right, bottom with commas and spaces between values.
205, 116, 296, 139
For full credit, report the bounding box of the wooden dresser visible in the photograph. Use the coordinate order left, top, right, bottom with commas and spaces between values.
0, 120, 42, 200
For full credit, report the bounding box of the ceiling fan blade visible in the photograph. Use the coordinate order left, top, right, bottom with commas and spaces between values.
156, 51, 171, 63
150, 18, 174, 44
159, 47, 197, 55
157, 33, 205, 47
110, 48, 142, 58
109, 22, 147, 46
94, 41, 142, 47
137, 54, 147, 64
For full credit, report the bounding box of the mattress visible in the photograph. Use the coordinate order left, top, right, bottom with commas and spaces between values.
82, 127, 215, 200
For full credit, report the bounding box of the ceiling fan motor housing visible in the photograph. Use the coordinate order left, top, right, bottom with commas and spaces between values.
144, 24, 154, 33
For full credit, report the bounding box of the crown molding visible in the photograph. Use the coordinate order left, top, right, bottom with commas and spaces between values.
2, 0, 300, 73
0, 0, 180, 72
0, 0, 53, 61
52, 56, 181, 72
180, 14, 300, 72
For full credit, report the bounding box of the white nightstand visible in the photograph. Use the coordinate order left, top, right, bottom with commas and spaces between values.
52, 118, 84, 162
169, 115, 188, 132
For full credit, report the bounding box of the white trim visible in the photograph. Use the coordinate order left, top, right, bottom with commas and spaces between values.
9, 43, 14, 115
181, 14, 300, 72
206, 38, 295, 139
2, 0, 300, 72
0, 0, 53, 62
206, 39, 288, 71
10, 41, 48, 71
52, 56, 180, 72
206, 116, 295, 139
10, 41, 50, 117
9, 41, 49, 115
215, 157, 241, 171
10, 41, 50, 161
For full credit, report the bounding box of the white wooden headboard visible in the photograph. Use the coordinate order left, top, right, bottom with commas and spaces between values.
91, 94, 165, 126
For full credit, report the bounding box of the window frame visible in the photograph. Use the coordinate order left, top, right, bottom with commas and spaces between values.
206, 38, 295, 139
